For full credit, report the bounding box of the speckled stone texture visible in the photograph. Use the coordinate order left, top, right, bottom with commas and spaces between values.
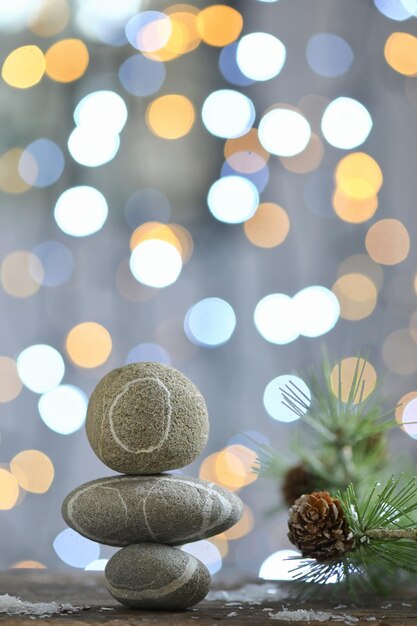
85, 362, 209, 474
62, 474, 243, 546
105, 544, 211, 610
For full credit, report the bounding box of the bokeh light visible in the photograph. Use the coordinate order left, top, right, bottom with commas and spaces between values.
146, 94, 195, 139
292, 286, 340, 338
258, 108, 311, 156
184, 297, 236, 347
330, 358, 377, 403
263, 374, 311, 422
12, 561, 47, 569
38, 385, 88, 434
236, 33, 286, 81
10, 450, 54, 494
243, 202, 290, 248
219, 42, 255, 86
74, 90, 127, 134
85, 559, 108, 571
374, 0, 415, 20
32, 241, 74, 287
382, 329, 417, 375
118, 54, 166, 96
45, 39, 89, 82
0, 357, 22, 403
254, 294, 298, 344
182, 540, 222, 575
259, 549, 301, 580
365, 219, 410, 265
53, 529, 100, 568
335, 152, 383, 199
337, 254, 384, 290
66, 322, 112, 369
202, 90, 255, 139
306, 33, 353, 77
332, 274, 378, 320
1, 250, 43, 298
126, 342, 171, 365
76, 0, 140, 46
130, 240, 183, 288
196, 5, 243, 47
29, 0, 70, 37
125, 11, 172, 52
54, 186, 108, 237
0, 470, 19, 511
207, 176, 259, 224
2, 45, 45, 88
332, 188, 378, 223
223, 505, 254, 540
396, 391, 417, 438
68, 125, 121, 167
19, 139, 65, 187
224, 129, 269, 174
199, 445, 257, 491
280, 134, 324, 174
17, 344, 65, 394
385, 33, 417, 76
0, 148, 31, 193
321, 97, 372, 150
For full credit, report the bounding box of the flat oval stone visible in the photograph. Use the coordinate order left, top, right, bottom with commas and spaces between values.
105, 544, 210, 610
85, 362, 209, 474
62, 474, 243, 546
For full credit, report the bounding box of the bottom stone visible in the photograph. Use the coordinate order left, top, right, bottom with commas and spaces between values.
105, 544, 211, 610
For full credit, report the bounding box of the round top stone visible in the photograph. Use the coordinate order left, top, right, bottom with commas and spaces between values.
85, 362, 209, 474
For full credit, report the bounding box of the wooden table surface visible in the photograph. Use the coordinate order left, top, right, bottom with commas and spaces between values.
0, 571, 416, 625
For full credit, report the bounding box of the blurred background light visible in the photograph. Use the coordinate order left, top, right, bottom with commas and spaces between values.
258, 108, 311, 156
17, 344, 65, 394
125, 11, 172, 52
365, 219, 410, 265
306, 33, 353, 77
0, 357, 22, 403
38, 385, 88, 435
119, 54, 166, 96
332, 273, 378, 321
184, 297, 236, 347
85, 559, 108, 571
224, 129, 269, 174
182, 540, 222, 575
10, 450, 54, 494
54, 186, 108, 237
293, 286, 340, 338
66, 322, 112, 369
53, 529, 100, 568
19, 139, 64, 187
1, 250, 43, 298
219, 42, 255, 86
74, 91, 128, 133
385, 32, 417, 75
126, 342, 171, 365
374, 0, 415, 20
330, 357, 377, 403
76, 0, 140, 45
196, 5, 243, 47
2, 45, 45, 88
207, 176, 259, 223
263, 374, 311, 422
236, 32, 286, 81
259, 549, 301, 580
254, 294, 298, 344
243, 202, 290, 248
0, 470, 19, 511
32, 241, 74, 287
44, 39, 89, 82
202, 90, 255, 139
0, 148, 32, 194
130, 239, 183, 287
68, 126, 120, 167
335, 152, 383, 199
29, 0, 70, 38
321, 97, 373, 149
146, 94, 195, 139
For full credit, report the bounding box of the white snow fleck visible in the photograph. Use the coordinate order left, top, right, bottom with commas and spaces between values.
227, 612, 239, 617
402, 603, 412, 607
268, 609, 359, 623
0, 594, 85, 617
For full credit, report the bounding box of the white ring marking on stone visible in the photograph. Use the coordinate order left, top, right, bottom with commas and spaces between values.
66, 483, 129, 543
108, 376, 172, 454
107, 554, 197, 600
141, 477, 233, 543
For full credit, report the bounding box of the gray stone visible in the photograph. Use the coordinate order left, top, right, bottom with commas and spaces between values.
62, 474, 243, 546
85, 362, 209, 474
105, 544, 211, 610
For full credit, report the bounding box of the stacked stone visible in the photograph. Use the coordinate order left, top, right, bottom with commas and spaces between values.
61, 362, 243, 610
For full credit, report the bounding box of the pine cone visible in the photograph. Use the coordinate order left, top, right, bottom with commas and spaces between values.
282, 465, 318, 506
288, 491, 355, 561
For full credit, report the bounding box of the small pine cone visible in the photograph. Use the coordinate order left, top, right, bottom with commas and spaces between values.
288, 491, 355, 561
282, 465, 317, 506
